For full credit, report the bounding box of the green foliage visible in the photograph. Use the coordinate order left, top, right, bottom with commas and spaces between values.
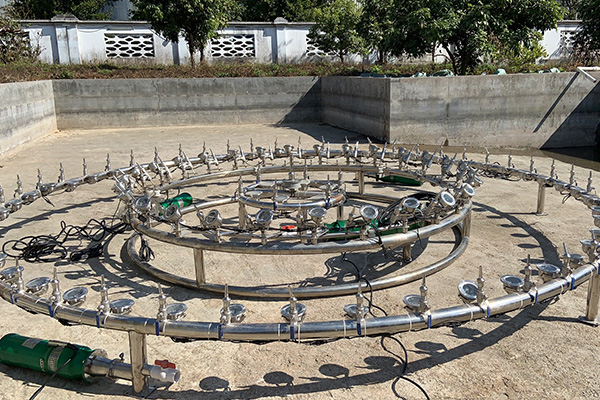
385, 1, 438, 62
308, 0, 365, 63
251, 65, 264, 76
357, 0, 395, 63
0, 15, 40, 64
55, 70, 74, 79
369, 65, 382, 74
5, 0, 114, 20
0, 61, 584, 83
560, 0, 580, 19
491, 32, 548, 71
131, 0, 235, 67
573, 0, 600, 64
235, 0, 325, 22
384, 0, 564, 75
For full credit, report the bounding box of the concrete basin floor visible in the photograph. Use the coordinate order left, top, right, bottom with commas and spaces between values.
0, 123, 597, 400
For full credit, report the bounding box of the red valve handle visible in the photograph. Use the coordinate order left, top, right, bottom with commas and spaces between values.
154, 359, 176, 369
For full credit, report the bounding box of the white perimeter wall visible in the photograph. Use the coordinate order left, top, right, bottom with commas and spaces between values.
23, 19, 367, 65
23, 18, 581, 66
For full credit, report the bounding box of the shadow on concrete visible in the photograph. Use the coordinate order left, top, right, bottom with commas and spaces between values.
541, 74, 600, 149
541, 147, 600, 172
276, 122, 367, 145
278, 78, 370, 145
0, 353, 409, 399
0, 196, 115, 239
472, 201, 561, 266
316, 237, 430, 287
279, 79, 322, 125
533, 73, 579, 134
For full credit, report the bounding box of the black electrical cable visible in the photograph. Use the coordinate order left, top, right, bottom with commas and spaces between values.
341, 253, 361, 275
341, 254, 430, 400
341, 255, 387, 318
41, 195, 55, 207
413, 225, 426, 252
28, 344, 79, 400
297, 337, 343, 346
377, 192, 434, 227
139, 235, 155, 262
381, 335, 408, 375
480, 162, 521, 181
2, 218, 127, 263
380, 334, 430, 400
178, 222, 252, 233
5, 235, 67, 262
360, 277, 388, 317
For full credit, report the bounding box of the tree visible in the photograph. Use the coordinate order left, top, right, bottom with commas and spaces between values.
308, 0, 365, 63
0, 14, 40, 63
235, 0, 325, 22
560, 0, 580, 19
6, 0, 114, 20
131, 0, 234, 67
357, 0, 395, 63
573, 0, 600, 64
385, 1, 438, 63
387, 0, 564, 75
491, 31, 548, 70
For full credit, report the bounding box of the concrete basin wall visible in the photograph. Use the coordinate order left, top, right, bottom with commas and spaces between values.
53, 77, 322, 130
323, 72, 600, 149
0, 74, 598, 154
390, 72, 600, 149
321, 77, 390, 141
0, 80, 57, 155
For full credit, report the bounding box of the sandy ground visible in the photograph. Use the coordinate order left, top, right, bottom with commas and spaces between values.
0, 123, 598, 400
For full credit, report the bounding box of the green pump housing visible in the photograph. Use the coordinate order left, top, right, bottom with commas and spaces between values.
159, 192, 193, 209
374, 175, 423, 187
0, 333, 96, 380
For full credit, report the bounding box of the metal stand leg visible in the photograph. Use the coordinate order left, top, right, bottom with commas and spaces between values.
128, 331, 147, 393
194, 248, 205, 285
462, 212, 472, 237
238, 203, 248, 230
536, 182, 547, 216
580, 268, 600, 326
337, 205, 344, 221
358, 172, 364, 195
403, 244, 412, 261
402, 221, 411, 261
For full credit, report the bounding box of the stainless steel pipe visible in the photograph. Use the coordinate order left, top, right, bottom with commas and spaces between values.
130, 203, 471, 255
1, 261, 596, 342
126, 227, 469, 298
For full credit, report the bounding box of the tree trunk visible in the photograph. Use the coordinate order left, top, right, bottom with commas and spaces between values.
188, 41, 196, 69
459, 49, 469, 75
443, 44, 458, 75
